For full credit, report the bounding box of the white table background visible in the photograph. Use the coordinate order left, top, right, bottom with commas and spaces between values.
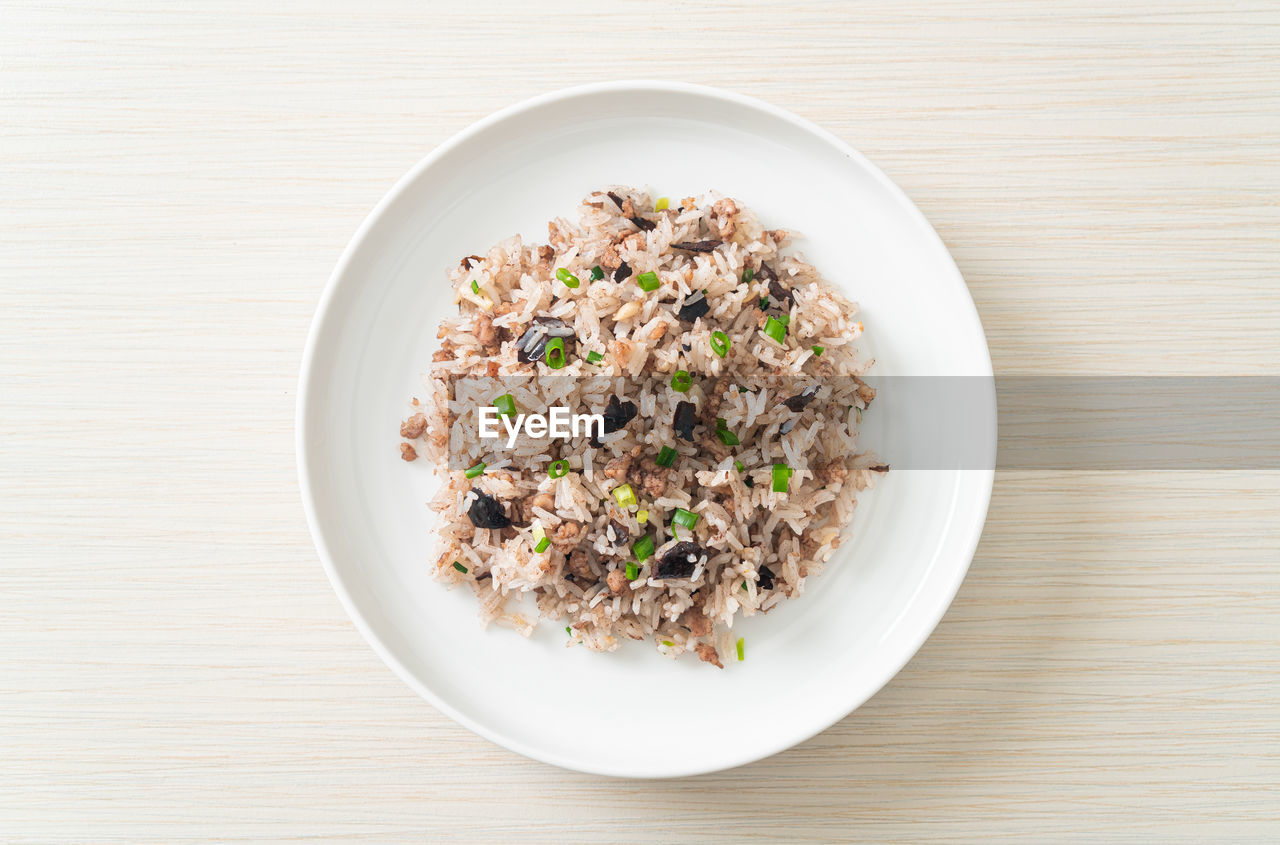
3, 1, 1278, 841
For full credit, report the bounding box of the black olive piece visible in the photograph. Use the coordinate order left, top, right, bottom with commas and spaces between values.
757, 565, 775, 591
515, 323, 547, 363
676, 292, 711, 323
681, 343, 691, 352
608, 518, 630, 546
779, 418, 796, 435
515, 316, 573, 363
603, 190, 655, 230
516, 338, 544, 363
671, 240, 722, 253
614, 260, 632, 282
654, 541, 703, 580
782, 385, 820, 412
768, 277, 794, 305
534, 315, 574, 334
602, 395, 638, 433
673, 401, 698, 441
467, 488, 511, 529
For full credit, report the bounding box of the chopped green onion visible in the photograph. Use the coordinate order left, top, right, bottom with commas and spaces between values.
464, 461, 485, 479
715, 417, 739, 445
532, 521, 551, 554
741, 582, 748, 591
544, 336, 566, 369
710, 330, 731, 358
655, 445, 678, 468
655, 196, 669, 211
742, 267, 754, 284
636, 271, 660, 292
566, 626, 572, 634
661, 639, 674, 647
636, 509, 648, 524
772, 463, 792, 493
744, 476, 755, 488
470, 280, 480, 294
453, 561, 468, 573
763, 316, 788, 344
734, 460, 745, 472
776, 313, 790, 326
548, 459, 569, 478
586, 350, 604, 364
633, 534, 655, 562
625, 562, 639, 580
612, 483, 637, 509
555, 267, 580, 288
759, 297, 768, 310
493, 393, 517, 418
856, 407, 863, 424
590, 265, 604, 281
670, 370, 692, 392
736, 637, 745, 661
811, 345, 824, 356
715, 421, 740, 446
672, 508, 700, 530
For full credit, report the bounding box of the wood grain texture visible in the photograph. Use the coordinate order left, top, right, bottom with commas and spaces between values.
2, 1, 1278, 841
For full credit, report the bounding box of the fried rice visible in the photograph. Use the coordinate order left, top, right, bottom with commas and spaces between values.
398, 187, 883, 667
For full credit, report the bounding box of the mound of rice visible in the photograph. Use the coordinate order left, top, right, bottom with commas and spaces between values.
398, 187, 884, 667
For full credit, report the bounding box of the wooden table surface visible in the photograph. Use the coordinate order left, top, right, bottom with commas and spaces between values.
3, 1, 1277, 841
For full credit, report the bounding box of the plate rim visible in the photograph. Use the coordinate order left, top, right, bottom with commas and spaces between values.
296, 79, 996, 778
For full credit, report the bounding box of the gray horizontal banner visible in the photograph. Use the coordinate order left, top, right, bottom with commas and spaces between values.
424, 375, 1280, 470
986, 376, 1280, 471
848, 376, 1280, 470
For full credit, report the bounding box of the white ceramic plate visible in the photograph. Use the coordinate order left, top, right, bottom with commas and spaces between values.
297, 81, 995, 778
